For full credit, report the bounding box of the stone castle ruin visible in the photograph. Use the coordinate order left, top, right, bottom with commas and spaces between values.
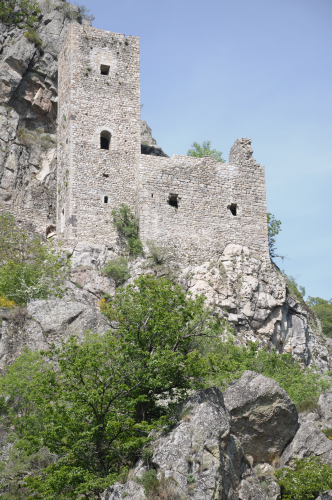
0, 9, 331, 374
57, 24, 269, 262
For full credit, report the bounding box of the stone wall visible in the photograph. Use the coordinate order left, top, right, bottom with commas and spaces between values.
138, 138, 269, 263
57, 24, 141, 245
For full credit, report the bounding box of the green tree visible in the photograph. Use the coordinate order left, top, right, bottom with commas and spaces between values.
204, 340, 330, 407
0, 0, 41, 27
111, 204, 143, 257
0, 213, 68, 305
187, 140, 225, 162
0, 276, 222, 498
267, 212, 283, 260
101, 257, 131, 286
307, 297, 332, 337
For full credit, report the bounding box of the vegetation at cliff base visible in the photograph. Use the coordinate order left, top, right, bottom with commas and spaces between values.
0, 214, 68, 305
0, 276, 222, 498
203, 339, 331, 407
187, 140, 225, 162
275, 456, 332, 500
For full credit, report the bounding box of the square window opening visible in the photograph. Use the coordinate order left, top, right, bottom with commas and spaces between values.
100, 64, 110, 75
168, 193, 178, 209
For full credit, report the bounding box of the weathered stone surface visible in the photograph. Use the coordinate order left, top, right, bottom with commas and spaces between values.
238, 477, 268, 500
281, 422, 332, 467
27, 298, 109, 339
318, 393, 332, 428
178, 244, 331, 372
69, 267, 115, 303
316, 492, 332, 500
69, 242, 117, 270
103, 388, 248, 500
224, 371, 298, 464
0, 297, 110, 369
101, 481, 146, 500
152, 388, 246, 499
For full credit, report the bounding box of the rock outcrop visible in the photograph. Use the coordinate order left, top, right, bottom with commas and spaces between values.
224, 371, 298, 464
102, 387, 274, 500
281, 422, 332, 467
0, 295, 110, 369
179, 244, 331, 371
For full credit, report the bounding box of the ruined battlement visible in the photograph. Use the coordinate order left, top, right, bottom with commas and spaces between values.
57, 24, 269, 263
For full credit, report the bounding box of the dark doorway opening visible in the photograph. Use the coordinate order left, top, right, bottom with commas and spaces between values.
104, 196, 109, 204
168, 193, 178, 208
229, 203, 237, 216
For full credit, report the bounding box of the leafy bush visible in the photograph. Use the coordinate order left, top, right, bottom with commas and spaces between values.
137, 470, 181, 499
0, 213, 68, 305
204, 340, 331, 407
0, 0, 41, 27
0, 276, 222, 498
307, 296, 332, 337
267, 212, 284, 260
101, 257, 130, 286
296, 395, 321, 414
17, 126, 56, 151
111, 204, 143, 257
187, 140, 225, 162
275, 456, 332, 500
146, 240, 171, 266
322, 428, 332, 440
0, 295, 16, 308
24, 27, 42, 48
285, 274, 306, 301
58, 1, 95, 23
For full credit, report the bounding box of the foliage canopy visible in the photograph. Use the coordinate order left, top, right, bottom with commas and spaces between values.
275, 456, 332, 500
267, 212, 283, 260
0, 276, 222, 497
0, 213, 68, 305
0, 0, 41, 27
101, 257, 131, 286
308, 296, 332, 338
187, 140, 225, 162
111, 204, 143, 257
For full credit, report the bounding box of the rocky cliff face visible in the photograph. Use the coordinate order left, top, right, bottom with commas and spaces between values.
0, 0, 77, 230
101, 372, 332, 500
0, 2, 330, 371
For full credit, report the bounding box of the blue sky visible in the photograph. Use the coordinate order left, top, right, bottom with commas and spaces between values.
82, 0, 332, 299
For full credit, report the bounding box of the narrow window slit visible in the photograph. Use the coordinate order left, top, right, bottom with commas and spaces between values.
104, 196, 109, 204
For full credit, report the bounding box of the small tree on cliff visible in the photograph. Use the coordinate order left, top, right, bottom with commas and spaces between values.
187, 140, 225, 162
0, 213, 68, 305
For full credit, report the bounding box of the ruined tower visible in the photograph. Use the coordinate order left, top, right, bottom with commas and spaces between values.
57, 24, 269, 263
57, 24, 140, 244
